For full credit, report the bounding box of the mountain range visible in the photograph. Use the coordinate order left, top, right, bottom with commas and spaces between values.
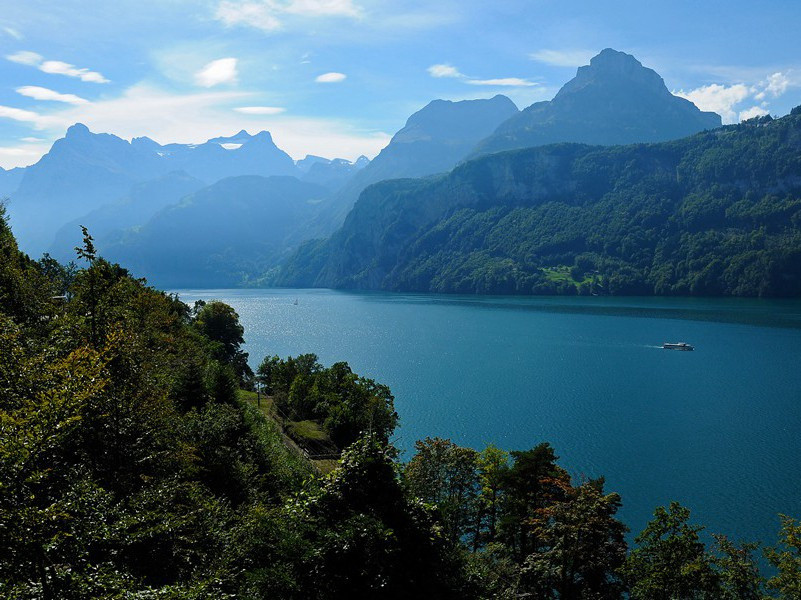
2, 48, 739, 291
278, 109, 801, 297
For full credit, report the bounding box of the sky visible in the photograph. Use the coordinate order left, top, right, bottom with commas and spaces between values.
1, 0, 800, 169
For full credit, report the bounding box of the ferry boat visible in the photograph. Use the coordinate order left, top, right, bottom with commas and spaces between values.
663, 342, 694, 351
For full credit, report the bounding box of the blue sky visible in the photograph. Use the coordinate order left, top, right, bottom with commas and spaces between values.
1, 0, 800, 168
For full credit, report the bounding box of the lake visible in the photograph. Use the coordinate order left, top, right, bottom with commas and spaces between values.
174, 288, 801, 546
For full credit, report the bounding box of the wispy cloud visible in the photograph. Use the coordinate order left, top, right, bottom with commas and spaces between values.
195, 58, 238, 87
315, 71, 346, 83
6, 51, 109, 83
6, 51, 42, 66
235, 105, 286, 114
427, 63, 536, 87
0, 83, 391, 168
529, 49, 595, 68
428, 64, 463, 78
215, 0, 361, 32
468, 77, 536, 87
16, 86, 89, 105
2, 26, 23, 40
0, 105, 48, 125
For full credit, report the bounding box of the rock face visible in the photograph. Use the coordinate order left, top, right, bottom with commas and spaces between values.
322, 95, 519, 226
472, 49, 722, 157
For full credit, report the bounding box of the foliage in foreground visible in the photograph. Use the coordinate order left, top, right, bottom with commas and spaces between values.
1, 211, 800, 598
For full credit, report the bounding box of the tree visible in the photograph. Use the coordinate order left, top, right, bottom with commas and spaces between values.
193, 301, 252, 383
477, 444, 509, 546
291, 434, 472, 599
765, 515, 801, 599
405, 437, 481, 547
499, 443, 569, 561
623, 502, 719, 600
712, 535, 764, 600
521, 481, 628, 599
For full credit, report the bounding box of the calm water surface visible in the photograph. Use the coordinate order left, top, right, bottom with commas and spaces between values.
175, 289, 801, 544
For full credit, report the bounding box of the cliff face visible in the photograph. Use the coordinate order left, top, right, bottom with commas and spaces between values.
471, 49, 721, 158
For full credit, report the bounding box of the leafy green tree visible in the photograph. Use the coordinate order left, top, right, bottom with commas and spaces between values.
499, 443, 569, 561
290, 434, 473, 599
477, 443, 509, 545
405, 437, 481, 547
623, 502, 719, 600
765, 515, 801, 599
193, 300, 253, 383
712, 535, 764, 600
521, 481, 628, 599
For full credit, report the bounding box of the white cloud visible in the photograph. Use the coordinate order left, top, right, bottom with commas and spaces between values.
427, 64, 463, 78
235, 106, 286, 114
3, 27, 23, 40
765, 72, 790, 97
216, 1, 281, 31
215, 0, 360, 32
16, 86, 89, 105
739, 105, 769, 121
7, 51, 109, 83
195, 58, 239, 87
0, 105, 47, 125
315, 71, 346, 83
21, 137, 45, 143
39, 60, 109, 83
468, 77, 536, 87
0, 144, 50, 168
6, 50, 42, 66
427, 63, 536, 87
674, 83, 751, 123
529, 49, 595, 68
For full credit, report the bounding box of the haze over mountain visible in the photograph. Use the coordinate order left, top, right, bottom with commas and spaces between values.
324, 94, 519, 225
101, 175, 328, 288
6, 124, 321, 256
0, 167, 25, 198
471, 49, 722, 157
278, 109, 801, 297
48, 171, 206, 262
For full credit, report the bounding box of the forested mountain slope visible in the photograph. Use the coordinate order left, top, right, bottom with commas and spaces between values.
279, 109, 801, 297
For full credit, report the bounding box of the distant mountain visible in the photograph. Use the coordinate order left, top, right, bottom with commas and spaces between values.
7, 124, 300, 256
278, 109, 801, 297
471, 49, 721, 157
10, 124, 166, 256
102, 175, 328, 287
299, 155, 370, 192
322, 94, 519, 225
0, 166, 25, 198
143, 129, 298, 182
48, 171, 206, 262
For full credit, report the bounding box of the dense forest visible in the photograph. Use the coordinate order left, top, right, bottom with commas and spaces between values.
279, 108, 801, 297
2, 207, 800, 598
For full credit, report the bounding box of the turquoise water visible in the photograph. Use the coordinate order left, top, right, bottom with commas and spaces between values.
175, 289, 801, 545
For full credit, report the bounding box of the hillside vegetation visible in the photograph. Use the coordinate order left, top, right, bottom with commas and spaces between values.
2, 207, 801, 598
279, 109, 801, 297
